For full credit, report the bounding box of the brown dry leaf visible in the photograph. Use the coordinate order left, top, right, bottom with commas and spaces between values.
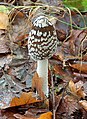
15, 34, 28, 47
10, 9, 24, 19
79, 100, 87, 111
76, 88, 86, 99
0, 30, 10, 54
69, 80, 77, 93
69, 80, 86, 99
54, 51, 65, 61
54, 65, 65, 76
32, 72, 45, 100
70, 63, 87, 73
38, 112, 52, 119
64, 96, 79, 115
0, 12, 9, 29
69, 30, 87, 56
53, 65, 73, 82
14, 111, 52, 119
10, 92, 40, 107
14, 113, 37, 119
82, 55, 87, 61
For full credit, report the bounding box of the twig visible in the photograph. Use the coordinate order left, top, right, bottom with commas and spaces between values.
51, 70, 56, 119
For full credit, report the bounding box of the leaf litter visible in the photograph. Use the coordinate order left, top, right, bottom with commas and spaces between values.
0, 0, 87, 119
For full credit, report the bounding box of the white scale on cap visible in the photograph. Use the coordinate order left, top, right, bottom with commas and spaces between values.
28, 15, 58, 60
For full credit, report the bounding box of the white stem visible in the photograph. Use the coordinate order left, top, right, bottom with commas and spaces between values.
37, 59, 48, 97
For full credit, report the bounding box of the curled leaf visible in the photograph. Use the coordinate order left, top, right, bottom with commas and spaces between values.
38, 112, 52, 119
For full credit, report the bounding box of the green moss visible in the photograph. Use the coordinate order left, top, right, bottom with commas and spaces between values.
63, 0, 87, 11
0, 5, 9, 13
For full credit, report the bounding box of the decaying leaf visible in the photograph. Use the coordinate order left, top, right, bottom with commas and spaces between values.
53, 64, 73, 82
14, 111, 52, 119
0, 32, 10, 54
10, 92, 40, 107
54, 65, 65, 76
38, 112, 52, 119
14, 113, 37, 119
32, 72, 46, 100
15, 34, 28, 47
64, 96, 79, 115
79, 100, 87, 111
0, 55, 12, 69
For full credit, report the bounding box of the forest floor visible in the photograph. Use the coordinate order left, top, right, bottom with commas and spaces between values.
0, 0, 87, 119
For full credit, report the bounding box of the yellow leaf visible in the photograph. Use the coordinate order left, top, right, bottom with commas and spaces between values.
10, 92, 40, 107
0, 12, 9, 29
69, 80, 77, 93
38, 112, 52, 119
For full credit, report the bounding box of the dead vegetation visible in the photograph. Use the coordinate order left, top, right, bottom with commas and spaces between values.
0, 0, 87, 119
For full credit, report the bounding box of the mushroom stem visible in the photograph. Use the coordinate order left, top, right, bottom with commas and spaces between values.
37, 59, 48, 97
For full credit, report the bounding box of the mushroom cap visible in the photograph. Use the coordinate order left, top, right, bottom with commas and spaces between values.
28, 15, 58, 60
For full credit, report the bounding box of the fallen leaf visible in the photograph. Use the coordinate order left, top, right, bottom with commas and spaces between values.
69, 80, 86, 99
32, 72, 46, 100
0, 31, 10, 54
54, 65, 65, 76
70, 63, 87, 73
53, 64, 73, 82
15, 34, 28, 47
14, 113, 37, 119
10, 9, 24, 19
0, 12, 9, 29
38, 112, 52, 119
79, 100, 87, 111
64, 95, 79, 115
14, 108, 49, 119
76, 88, 86, 99
10, 92, 40, 107
69, 80, 77, 93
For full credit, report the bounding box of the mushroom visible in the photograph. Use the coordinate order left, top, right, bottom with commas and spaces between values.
28, 15, 58, 97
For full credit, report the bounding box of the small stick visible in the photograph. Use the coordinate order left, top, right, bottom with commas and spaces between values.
51, 70, 56, 119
